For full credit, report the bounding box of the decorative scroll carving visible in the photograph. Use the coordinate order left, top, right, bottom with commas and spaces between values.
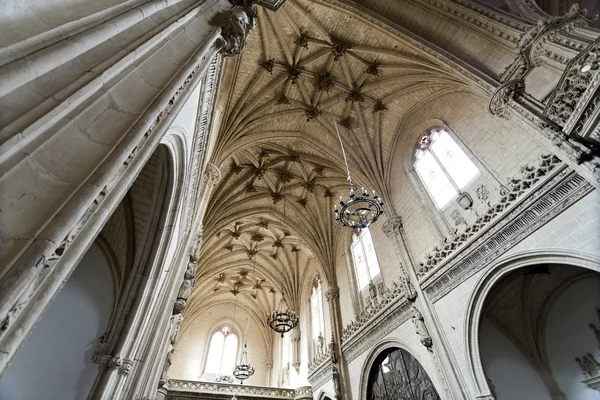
488, 80, 525, 118
214, 5, 257, 57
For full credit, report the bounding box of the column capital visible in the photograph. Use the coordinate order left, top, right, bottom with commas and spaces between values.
325, 286, 339, 302
382, 216, 403, 238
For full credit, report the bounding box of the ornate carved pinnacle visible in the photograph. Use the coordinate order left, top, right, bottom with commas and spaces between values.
382, 216, 403, 238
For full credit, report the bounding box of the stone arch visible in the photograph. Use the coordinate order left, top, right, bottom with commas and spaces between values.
463, 248, 600, 398
358, 338, 442, 400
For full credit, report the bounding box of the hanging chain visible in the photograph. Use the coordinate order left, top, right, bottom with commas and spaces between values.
327, 91, 353, 185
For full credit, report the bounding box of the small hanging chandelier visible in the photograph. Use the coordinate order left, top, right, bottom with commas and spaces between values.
232, 343, 255, 383
331, 118, 383, 232
233, 256, 257, 384
267, 290, 298, 337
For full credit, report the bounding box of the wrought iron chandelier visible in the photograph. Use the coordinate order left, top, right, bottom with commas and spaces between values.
331, 117, 384, 232
233, 256, 257, 383
233, 343, 255, 382
267, 290, 298, 337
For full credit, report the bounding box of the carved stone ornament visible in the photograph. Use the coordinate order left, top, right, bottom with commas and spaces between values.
214, 5, 257, 57
173, 261, 196, 315
332, 364, 342, 400
118, 359, 133, 376
382, 216, 403, 238
229, 0, 287, 12
488, 80, 525, 119
205, 163, 222, 186
500, 5, 597, 83
544, 38, 600, 137
100, 355, 122, 371
411, 305, 433, 348
325, 286, 340, 302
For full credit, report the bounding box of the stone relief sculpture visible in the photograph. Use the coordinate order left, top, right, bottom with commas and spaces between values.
173, 259, 196, 315
411, 305, 433, 348
213, 5, 257, 57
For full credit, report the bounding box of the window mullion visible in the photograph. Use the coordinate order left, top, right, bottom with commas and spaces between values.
429, 149, 461, 193
361, 239, 372, 283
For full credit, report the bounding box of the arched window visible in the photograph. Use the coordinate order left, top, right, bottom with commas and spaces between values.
367, 347, 440, 400
205, 326, 238, 377
311, 275, 326, 355
414, 128, 479, 208
351, 228, 381, 291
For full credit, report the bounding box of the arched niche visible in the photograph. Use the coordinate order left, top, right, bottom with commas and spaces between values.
0, 242, 115, 400
464, 250, 600, 399
359, 340, 441, 400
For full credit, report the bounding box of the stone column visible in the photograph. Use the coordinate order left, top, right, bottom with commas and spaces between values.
325, 286, 351, 400
290, 327, 301, 374
265, 360, 273, 387
382, 216, 470, 400
0, 2, 227, 376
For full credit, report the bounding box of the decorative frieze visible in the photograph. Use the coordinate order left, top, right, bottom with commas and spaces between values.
417, 154, 563, 279
166, 380, 297, 398
422, 160, 594, 302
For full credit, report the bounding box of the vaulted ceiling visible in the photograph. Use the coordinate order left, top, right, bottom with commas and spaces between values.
189, 0, 477, 318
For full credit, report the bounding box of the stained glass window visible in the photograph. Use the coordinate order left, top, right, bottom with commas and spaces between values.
205, 326, 238, 376
414, 129, 479, 208
351, 228, 381, 290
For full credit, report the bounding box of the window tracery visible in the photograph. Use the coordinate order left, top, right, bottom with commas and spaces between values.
204, 326, 238, 378
414, 128, 479, 208
351, 228, 381, 291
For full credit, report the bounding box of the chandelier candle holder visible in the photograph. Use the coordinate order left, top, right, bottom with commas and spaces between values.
233, 343, 255, 383
331, 117, 384, 232
267, 291, 299, 337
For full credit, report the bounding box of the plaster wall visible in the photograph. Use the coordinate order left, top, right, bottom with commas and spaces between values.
546, 276, 600, 400
0, 242, 114, 400
479, 318, 549, 400
170, 302, 270, 387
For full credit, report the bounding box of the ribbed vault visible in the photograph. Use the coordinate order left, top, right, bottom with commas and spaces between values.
191, 0, 478, 320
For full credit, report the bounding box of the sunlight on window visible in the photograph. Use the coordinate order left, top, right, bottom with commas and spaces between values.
415, 129, 479, 208
205, 327, 238, 376
351, 228, 381, 290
